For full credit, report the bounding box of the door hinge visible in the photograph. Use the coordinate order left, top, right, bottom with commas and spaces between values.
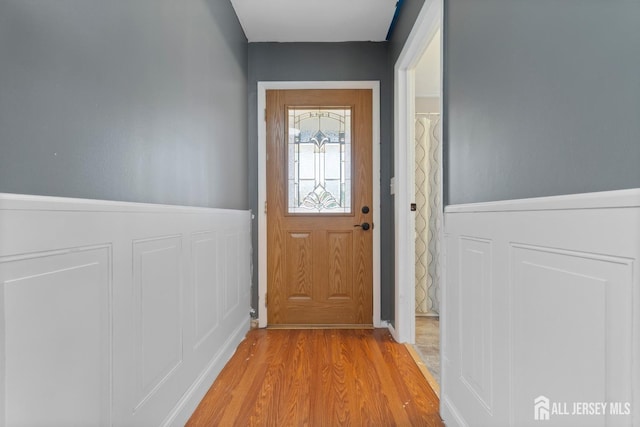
264, 108, 267, 122
264, 292, 268, 308
264, 201, 267, 214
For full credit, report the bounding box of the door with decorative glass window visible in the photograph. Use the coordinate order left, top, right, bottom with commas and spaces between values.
266, 89, 373, 326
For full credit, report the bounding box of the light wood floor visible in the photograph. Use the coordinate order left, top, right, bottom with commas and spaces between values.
187, 328, 443, 426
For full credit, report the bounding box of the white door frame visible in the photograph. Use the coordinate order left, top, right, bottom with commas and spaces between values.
257, 81, 381, 328
392, 0, 443, 343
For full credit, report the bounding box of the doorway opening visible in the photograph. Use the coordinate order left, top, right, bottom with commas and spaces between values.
392, 0, 443, 393
413, 25, 442, 393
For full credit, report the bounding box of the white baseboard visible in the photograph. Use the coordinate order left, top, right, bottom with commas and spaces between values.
441, 189, 640, 427
380, 320, 399, 342
441, 396, 467, 427
0, 193, 252, 427
163, 319, 249, 427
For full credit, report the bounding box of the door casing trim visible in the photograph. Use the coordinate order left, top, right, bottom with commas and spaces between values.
257, 81, 381, 328
393, 0, 443, 343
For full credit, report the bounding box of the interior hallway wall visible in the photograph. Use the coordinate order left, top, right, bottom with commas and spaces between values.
247, 42, 393, 320
0, 0, 248, 209
445, 0, 640, 204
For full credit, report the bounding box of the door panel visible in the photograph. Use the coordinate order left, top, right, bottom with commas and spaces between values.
285, 231, 313, 299
267, 89, 373, 325
327, 231, 353, 299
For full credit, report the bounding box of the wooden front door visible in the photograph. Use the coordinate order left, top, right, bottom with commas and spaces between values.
266, 89, 373, 326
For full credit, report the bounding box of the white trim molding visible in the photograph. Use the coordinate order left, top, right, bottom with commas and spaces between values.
0, 193, 251, 427
440, 189, 640, 426
257, 81, 382, 328
445, 187, 640, 213
393, 0, 443, 344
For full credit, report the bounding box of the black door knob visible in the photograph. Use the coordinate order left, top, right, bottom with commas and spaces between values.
354, 222, 371, 231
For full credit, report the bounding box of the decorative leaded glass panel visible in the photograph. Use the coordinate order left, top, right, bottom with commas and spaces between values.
287, 107, 352, 214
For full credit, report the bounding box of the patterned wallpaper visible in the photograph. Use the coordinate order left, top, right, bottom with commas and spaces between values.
415, 114, 442, 315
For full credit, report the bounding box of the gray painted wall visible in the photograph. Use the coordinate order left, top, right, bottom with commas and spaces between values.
247, 42, 394, 320
445, 0, 640, 204
390, 0, 426, 64
0, 0, 248, 209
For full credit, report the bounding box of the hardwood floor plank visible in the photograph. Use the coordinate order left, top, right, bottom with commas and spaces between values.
348, 330, 397, 425
377, 330, 442, 425
324, 329, 353, 425
309, 330, 349, 426
275, 330, 312, 426
361, 330, 415, 425
228, 330, 295, 426
187, 329, 443, 426
186, 329, 262, 426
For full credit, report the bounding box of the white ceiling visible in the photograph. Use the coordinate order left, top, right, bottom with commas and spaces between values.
415, 28, 441, 98
230, 0, 398, 42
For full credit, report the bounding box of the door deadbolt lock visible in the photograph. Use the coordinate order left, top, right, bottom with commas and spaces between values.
361, 206, 370, 214
354, 222, 371, 231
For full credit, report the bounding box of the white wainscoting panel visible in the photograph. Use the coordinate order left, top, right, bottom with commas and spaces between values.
132, 236, 183, 421
441, 189, 640, 427
510, 244, 632, 427
192, 231, 219, 351
459, 237, 493, 415
1, 247, 111, 427
224, 233, 240, 319
0, 194, 251, 427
